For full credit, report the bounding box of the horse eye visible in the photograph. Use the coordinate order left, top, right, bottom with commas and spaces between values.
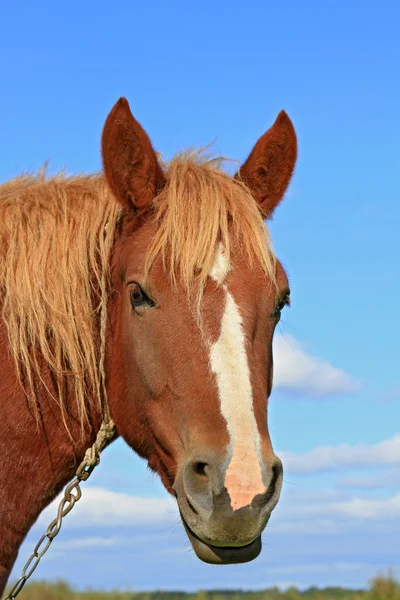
130, 284, 153, 309
273, 293, 290, 319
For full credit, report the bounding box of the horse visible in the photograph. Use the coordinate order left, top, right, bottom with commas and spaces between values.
0, 98, 297, 593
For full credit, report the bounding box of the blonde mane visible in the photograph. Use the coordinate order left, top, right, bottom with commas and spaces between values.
0, 169, 119, 430
0, 152, 276, 430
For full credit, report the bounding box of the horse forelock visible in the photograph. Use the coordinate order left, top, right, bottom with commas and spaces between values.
144, 151, 277, 313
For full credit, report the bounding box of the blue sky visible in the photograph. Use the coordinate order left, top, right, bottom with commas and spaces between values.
2, 0, 400, 592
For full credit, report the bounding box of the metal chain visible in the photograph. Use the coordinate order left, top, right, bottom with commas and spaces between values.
3, 420, 116, 600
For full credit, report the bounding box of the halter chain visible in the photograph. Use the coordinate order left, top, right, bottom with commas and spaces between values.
3, 216, 118, 600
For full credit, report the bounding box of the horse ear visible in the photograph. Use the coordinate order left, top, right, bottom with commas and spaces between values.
101, 97, 165, 212
235, 111, 297, 218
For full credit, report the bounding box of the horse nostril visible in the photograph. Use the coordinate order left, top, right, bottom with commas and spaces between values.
271, 460, 283, 482
183, 459, 213, 518
192, 461, 208, 477
262, 460, 283, 507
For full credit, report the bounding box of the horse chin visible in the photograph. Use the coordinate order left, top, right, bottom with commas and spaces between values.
181, 518, 262, 565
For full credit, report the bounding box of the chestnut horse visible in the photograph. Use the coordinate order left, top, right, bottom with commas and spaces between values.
0, 98, 297, 593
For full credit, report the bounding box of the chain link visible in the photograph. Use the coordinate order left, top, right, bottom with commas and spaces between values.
3, 420, 115, 600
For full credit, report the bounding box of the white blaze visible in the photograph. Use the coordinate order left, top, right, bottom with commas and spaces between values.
209, 247, 266, 510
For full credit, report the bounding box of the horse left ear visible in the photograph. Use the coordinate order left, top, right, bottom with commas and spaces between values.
101, 97, 165, 212
235, 111, 297, 218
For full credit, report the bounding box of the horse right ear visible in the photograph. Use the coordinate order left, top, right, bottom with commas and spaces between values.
101, 98, 165, 212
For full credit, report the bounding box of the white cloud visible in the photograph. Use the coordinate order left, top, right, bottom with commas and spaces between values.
281, 493, 400, 521
280, 489, 348, 502
336, 469, 400, 490
36, 487, 177, 530
41, 537, 123, 560
270, 488, 400, 536
52, 536, 120, 550
281, 434, 400, 474
327, 495, 400, 520
273, 334, 359, 396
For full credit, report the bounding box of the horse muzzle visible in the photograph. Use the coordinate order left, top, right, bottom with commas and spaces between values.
173, 452, 283, 564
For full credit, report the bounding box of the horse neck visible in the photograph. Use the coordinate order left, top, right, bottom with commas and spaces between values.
0, 321, 103, 595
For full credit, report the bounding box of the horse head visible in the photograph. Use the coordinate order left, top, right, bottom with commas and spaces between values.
102, 98, 297, 564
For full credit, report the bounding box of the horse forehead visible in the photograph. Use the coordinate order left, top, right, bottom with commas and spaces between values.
120, 220, 155, 256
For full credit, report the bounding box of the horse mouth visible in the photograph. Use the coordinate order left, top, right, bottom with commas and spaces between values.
181, 516, 262, 564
